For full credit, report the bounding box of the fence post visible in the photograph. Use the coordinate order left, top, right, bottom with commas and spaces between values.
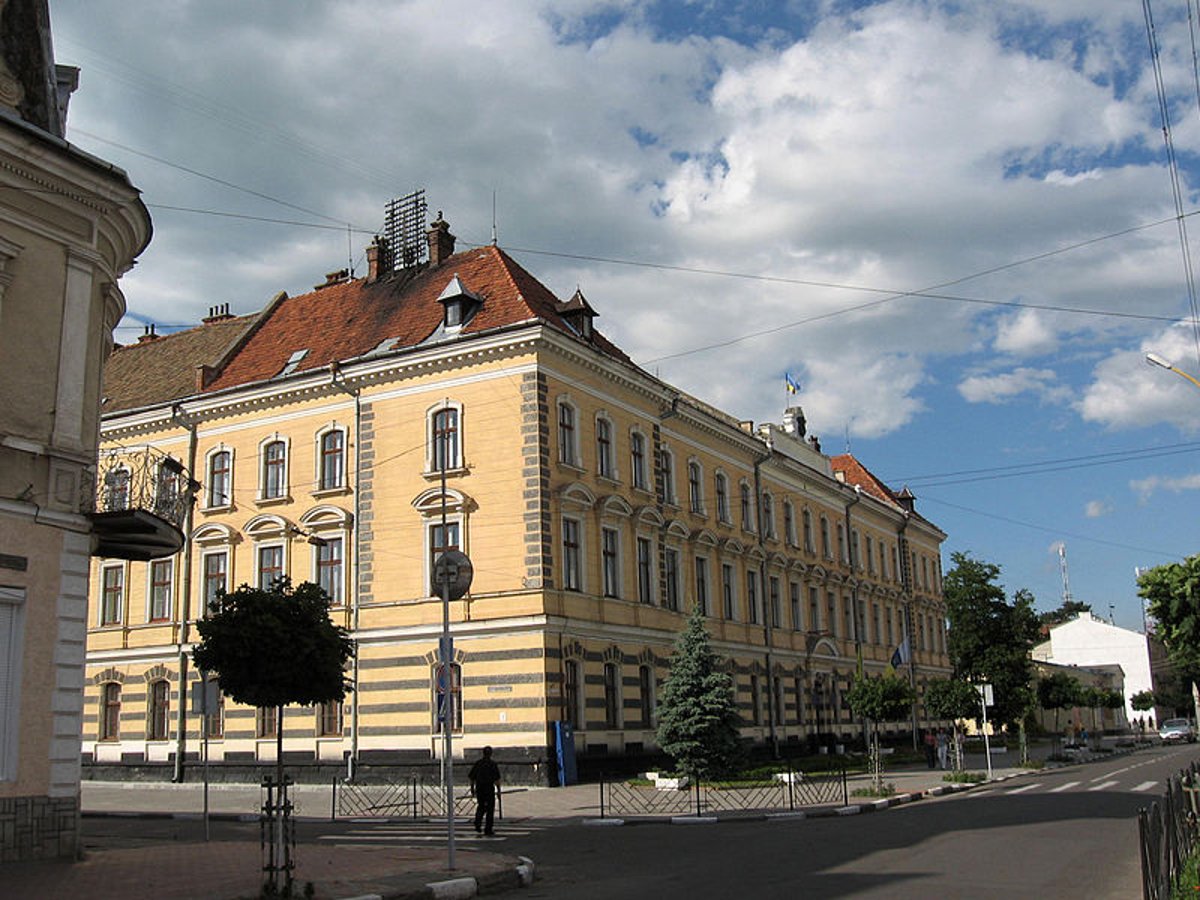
694, 779, 702, 817
599, 773, 606, 819
841, 765, 848, 807
330, 775, 337, 822
411, 776, 418, 819
787, 757, 795, 811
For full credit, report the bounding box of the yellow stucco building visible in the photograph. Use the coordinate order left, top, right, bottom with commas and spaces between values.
84, 211, 950, 782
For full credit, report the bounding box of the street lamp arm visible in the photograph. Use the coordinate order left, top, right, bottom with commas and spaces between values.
1145, 353, 1200, 392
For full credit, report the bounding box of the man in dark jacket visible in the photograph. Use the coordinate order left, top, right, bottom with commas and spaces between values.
469, 746, 501, 835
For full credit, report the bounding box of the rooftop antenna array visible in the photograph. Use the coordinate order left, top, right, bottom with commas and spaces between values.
1058, 543, 1072, 606
381, 189, 428, 273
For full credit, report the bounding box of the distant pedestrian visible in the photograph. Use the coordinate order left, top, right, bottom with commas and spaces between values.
469, 746, 501, 835
924, 729, 937, 768
936, 729, 949, 769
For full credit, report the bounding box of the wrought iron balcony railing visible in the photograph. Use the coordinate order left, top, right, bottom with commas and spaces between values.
88, 447, 196, 561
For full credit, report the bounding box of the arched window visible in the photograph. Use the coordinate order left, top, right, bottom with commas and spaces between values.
429, 405, 461, 472
317, 428, 346, 491
100, 683, 121, 741
147, 680, 170, 741
433, 662, 463, 734
596, 415, 615, 479
630, 431, 648, 490
206, 449, 232, 508
603, 662, 620, 729
260, 439, 287, 499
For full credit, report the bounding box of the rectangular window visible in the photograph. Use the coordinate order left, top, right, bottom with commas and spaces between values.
602, 527, 620, 598
317, 537, 344, 604
660, 451, 675, 504
631, 433, 647, 489
695, 556, 710, 616
636, 536, 654, 604
844, 595, 852, 639
750, 675, 761, 725
208, 450, 231, 508
784, 503, 796, 546
562, 518, 582, 591
740, 484, 752, 530
257, 545, 283, 589
873, 603, 881, 645
722, 563, 736, 620
202, 552, 227, 613
769, 575, 781, 628
827, 591, 837, 638
688, 463, 703, 513
664, 548, 680, 611
821, 517, 831, 558
147, 680, 170, 741
803, 510, 814, 553
149, 559, 172, 622
886, 608, 894, 647
809, 586, 820, 633
866, 536, 875, 574
318, 700, 343, 737
429, 521, 460, 592
716, 474, 729, 523
789, 581, 801, 631
0, 587, 26, 780
100, 683, 121, 741
746, 570, 759, 624
639, 665, 654, 728
432, 408, 459, 472
320, 430, 345, 490
101, 565, 124, 625
256, 706, 278, 739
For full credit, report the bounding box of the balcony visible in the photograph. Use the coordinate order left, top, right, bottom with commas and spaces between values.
87, 447, 195, 561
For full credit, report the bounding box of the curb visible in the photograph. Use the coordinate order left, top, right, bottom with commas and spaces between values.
331, 856, 536, 900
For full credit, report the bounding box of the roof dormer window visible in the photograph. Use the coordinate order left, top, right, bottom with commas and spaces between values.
437, 274, 483, 331
556, 288, 598, 341
278, 349, 308, 377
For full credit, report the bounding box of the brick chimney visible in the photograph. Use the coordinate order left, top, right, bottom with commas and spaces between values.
315, 269, 349, 290
426, 212, 456, 267
137, 323, 160, 343
366, 235, 388, 284
202, 303, 234, 325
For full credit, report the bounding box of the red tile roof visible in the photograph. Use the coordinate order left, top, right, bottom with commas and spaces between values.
204, 245, 631, 393
830, 453, 900, 507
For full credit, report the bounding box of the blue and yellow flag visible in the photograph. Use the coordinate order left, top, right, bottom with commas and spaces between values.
785, 372, 801, 394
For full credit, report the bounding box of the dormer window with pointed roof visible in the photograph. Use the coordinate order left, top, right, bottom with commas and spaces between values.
557, 289, 598, 341
438, 274, 484, 330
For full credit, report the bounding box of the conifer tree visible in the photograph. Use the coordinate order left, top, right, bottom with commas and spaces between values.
656, 604, 743, 780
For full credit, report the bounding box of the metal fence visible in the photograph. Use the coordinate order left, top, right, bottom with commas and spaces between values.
331, 776, 498, 821
599, 766, 848, 819
1138, 759, 1200, 900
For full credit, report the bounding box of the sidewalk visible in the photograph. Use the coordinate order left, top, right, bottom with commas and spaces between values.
4, 739, 1144, 900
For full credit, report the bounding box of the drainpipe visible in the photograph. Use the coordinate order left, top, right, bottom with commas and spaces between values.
844, 485, 863, 745
330, 364, 362, 780
753, 442, 777, 758
172, 404, 198, 783
897, 512, 918, 749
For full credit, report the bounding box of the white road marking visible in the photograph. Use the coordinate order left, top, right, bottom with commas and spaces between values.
1087, 780, 1119, 792
1132, 782, 1159, 792
1005, 784, 1040, 794
1049, 782, 1080, 793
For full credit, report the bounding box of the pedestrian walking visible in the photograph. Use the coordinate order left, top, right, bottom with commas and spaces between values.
469, 745, 501, 835
923, 729, 937, 768
936, 729, 949, 769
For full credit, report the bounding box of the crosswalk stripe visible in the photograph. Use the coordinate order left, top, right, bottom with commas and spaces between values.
1005, 784, 1039, 794
968, 789, 994, 799
1049, 782, 1080, 793
1132, 782, 1158, 792
1088, 780, 1119, 792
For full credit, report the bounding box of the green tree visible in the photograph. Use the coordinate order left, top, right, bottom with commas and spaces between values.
1038, 599, 1092, 627
656, 604, 743, 780
1138, 556, 1200, 682
846, 672, 915, 792
1037, 671, 1082, 735
943, 553, 1041, 730
925, 678, 978, 772
1131, 689, 1157, 712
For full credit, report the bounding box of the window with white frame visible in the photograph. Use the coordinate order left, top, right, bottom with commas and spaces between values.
257, 544, 284, 589
100, 682, 121, 741
695, 556, 710, 615
866, 535, 875, 574
837, 523, 846, 563
557, 401, 578, 466
100, 564, 124, 625
206, 449, 232, 508
872, 603, 881, 645
260, 438, 287, 500
803, 508, 814, 553
562, 518, 582, 591
688, 460, 703, 514
256, 706, 277, 739
596, 416, 615, 479
789, 581, 801, 631
636, 535, 654, 604
762, 492, 776, 538
809, 586, 820, 632
851, 529, 860, 570
740, 482, 752, 530
201, 551, 228, 613
429, 521, 460, 593
826, 591, 838, 637
721, 563, 736, 620
318, 428, 346, 491
318, 699, 344, 736
0, 587, 26, 781
316, 536, 344, 605
429, 405, 461, 473
660, 447, 676, 505
601, 527, 621, 598
148, 559, 172, 622
630, 431, 648, 490
769, 575, 781, 627
715, 472, 730, 523
663, 547, 680, 611
820, 516, 831, 558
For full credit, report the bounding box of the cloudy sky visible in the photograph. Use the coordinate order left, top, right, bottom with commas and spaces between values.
51, 0, 1200, 631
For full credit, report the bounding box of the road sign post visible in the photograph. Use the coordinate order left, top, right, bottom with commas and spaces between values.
977, 683, 994, 780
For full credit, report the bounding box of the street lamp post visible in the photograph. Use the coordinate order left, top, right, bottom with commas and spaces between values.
1143, 352, 1200, 732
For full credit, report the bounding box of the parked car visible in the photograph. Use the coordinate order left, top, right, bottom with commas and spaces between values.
1158, 718, 1197, 743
